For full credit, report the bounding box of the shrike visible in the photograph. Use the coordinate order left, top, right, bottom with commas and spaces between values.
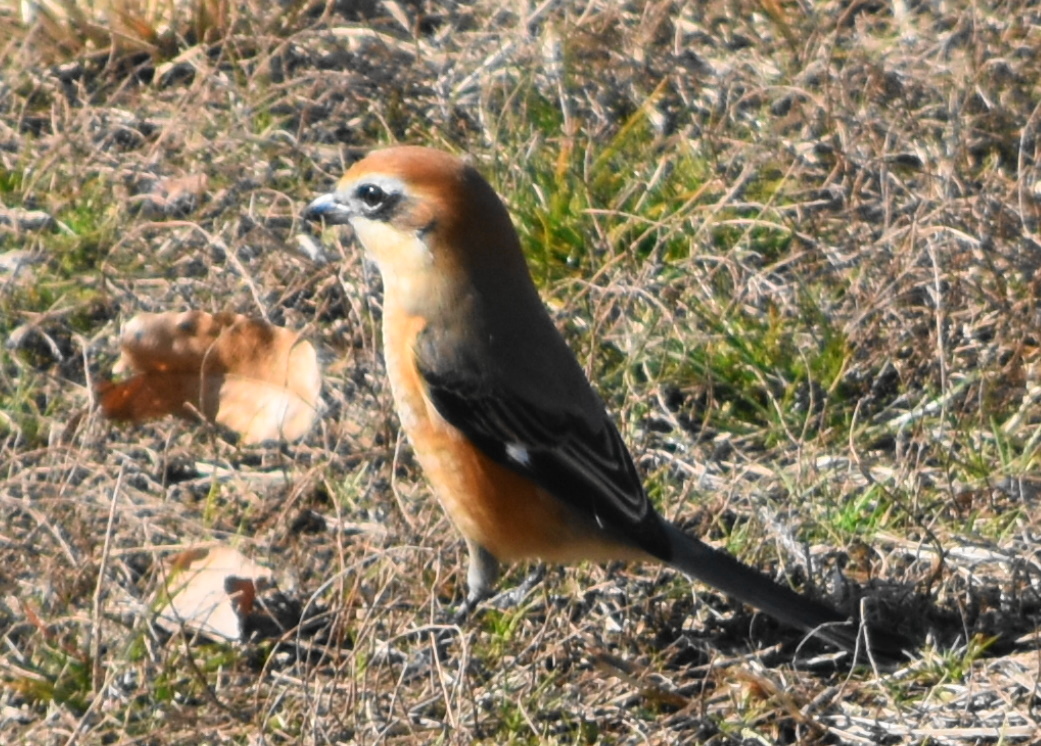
305, 145, 908, 660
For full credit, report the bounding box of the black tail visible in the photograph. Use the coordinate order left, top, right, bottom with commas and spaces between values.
662, 522, 911, 662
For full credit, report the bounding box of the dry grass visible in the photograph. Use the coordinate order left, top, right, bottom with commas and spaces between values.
3, 0, 1041, 743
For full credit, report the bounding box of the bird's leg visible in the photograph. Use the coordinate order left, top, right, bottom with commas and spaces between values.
464, 541, 545, 613
466, 540, 500, 604
453, 540, 500, 622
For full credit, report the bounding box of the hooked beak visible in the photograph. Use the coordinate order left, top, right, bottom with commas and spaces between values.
302, 192, 353, 226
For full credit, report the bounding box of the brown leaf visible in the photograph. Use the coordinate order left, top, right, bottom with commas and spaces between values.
131, 173, 209, 216
157, 546, 274, 642
98, 310, 321, 443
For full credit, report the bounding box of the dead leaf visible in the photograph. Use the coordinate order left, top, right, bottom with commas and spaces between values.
131, 173, 209, 216
156, 546, 275, 642
97, 310, 321, 443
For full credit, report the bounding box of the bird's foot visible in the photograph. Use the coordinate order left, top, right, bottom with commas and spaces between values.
451, 596, 482, 625
450, 566, 545, 622
487, 566, 545, 610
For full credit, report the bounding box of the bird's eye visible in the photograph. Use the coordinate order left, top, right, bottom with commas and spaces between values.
356, 183, 386, 209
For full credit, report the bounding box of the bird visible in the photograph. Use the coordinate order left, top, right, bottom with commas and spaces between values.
304, 145, 909, 661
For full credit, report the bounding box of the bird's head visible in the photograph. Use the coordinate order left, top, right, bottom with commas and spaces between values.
304, 146, 530, 308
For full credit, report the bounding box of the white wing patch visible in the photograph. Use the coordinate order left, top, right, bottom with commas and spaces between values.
505, 442, 531, 466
